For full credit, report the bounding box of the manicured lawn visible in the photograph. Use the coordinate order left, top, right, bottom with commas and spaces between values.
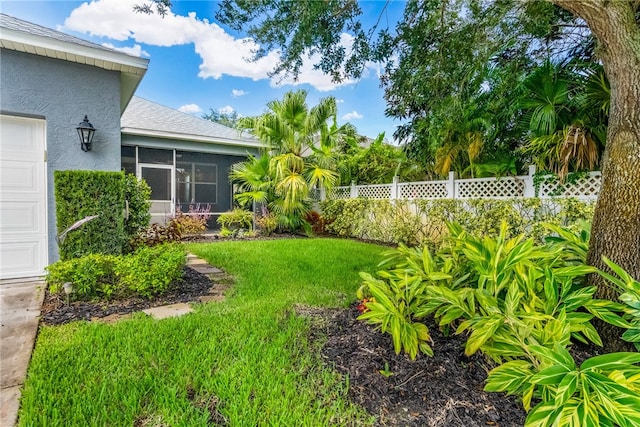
19, 238, 386, 426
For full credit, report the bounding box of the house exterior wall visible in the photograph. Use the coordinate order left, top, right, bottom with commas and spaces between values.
1, 49, 123, 263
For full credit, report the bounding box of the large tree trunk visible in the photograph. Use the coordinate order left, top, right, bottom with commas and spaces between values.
551, 0, 640, 350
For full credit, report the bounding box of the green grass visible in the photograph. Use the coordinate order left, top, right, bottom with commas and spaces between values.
19, 238, 386, 426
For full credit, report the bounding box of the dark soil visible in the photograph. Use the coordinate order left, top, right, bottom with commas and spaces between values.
316, 305, 527, 427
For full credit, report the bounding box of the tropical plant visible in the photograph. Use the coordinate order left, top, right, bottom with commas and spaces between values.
234, 90, 349, 231
217, 208, 253, 232
485, 347, 640, 427
597, 257, 640, 350
338, 133, 424, 184
357, 222, 624, 361
518, 61, 608, 179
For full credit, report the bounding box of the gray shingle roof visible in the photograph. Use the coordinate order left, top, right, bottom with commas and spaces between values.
0, 13, 118, 55
122, 96, 259, 147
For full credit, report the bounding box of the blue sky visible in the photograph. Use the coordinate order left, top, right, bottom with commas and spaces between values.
1, 0, 405, 141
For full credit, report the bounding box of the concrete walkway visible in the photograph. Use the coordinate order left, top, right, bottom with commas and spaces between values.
0, 280, 45, 427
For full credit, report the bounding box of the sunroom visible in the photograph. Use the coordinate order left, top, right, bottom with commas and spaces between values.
121, 97, 261, 225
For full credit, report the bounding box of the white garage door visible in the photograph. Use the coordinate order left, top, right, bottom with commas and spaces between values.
0, 115, 48, 280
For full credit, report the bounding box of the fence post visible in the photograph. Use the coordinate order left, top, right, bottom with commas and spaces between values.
319, 186, 326, 201
391, 176, 399, 200
350, 181, 358, 198
522, 165, 537, 198
447, 171, 457, 199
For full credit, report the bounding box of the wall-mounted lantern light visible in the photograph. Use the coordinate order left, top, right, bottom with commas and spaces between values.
76, 115, 96, 152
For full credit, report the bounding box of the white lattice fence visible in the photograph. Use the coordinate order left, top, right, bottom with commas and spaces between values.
398, 181, 448, 199
538, 172, 601, 199
356, 184, 392, 199
327, 187, 351, 199
456, 177, 524, 198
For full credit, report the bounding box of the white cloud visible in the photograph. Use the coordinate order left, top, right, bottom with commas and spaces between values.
62, 0, 362, 91
232, 89, 247, 97
102, 42, 149, 57
178, 104, 202, 114
218, 105, 235, 115
336, 99, 345, 103
342, 111, 363, 120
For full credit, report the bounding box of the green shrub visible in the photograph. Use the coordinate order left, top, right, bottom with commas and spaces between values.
256, 213, 278, 235
171, 204, 212, 236
46, 253, 119, 299
54, 170, 126, 259
356, 222, 622, 360
320, 197, 595, 247
123, 173, 151, 251
217, 208, 253, 231
485, 348, 640, 426
46, 244, 186, 300
114, 244, 185, 298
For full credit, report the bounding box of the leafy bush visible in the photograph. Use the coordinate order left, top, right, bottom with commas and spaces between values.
217, 208, 253, 231
356, 221, 640, 426
171, 204, 212, 236
46, 253, 119, 299
357, 222, 621, 360
46, 244, 186, 300
54, 170, 126, 259
321, 197, 595, 247
598, 257, 640, 350
485, 348, 640, 426
256, 213, 278, 235
132, 222, 182, 248
123, 173, 151, 251
114, 244, 185, 298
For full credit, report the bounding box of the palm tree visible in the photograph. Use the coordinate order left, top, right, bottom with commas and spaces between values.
518, 61, 607, 179
235, 90, 347, 230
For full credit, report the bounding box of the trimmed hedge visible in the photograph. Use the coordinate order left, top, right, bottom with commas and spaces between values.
46, 244, 185, 300
54, 170, 126, 260
320, 197, 595, 247
123, 173, 152, 251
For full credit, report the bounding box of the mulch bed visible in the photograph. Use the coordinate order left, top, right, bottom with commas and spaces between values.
40, 266, 214, 325
317, 305, 527, 427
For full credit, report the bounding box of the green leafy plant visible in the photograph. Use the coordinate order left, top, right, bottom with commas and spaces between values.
123, 173, 151, 252
357, 272, 435, 359
171, 204, 212, 236
597, 257, 640, 350
46, 244, 186, 300
217, 208, 253, 232
256, 212, 278, 235
46, 253, 119, 299
113, 244, 185, 298
54, 170, 126, 259
320, 197, 595, 247
485, 346, 640, 426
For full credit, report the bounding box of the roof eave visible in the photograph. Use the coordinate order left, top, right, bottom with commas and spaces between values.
121, 127, 263, 149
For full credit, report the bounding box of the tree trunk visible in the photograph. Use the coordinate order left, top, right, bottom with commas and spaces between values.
551, 0, 640, 350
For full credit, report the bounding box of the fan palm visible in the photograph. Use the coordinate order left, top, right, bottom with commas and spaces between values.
235, 90, 345, 230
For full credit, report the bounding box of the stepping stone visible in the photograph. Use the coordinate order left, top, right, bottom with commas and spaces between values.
186, 259, 209, 266
142, 303, 193, 319
190, 265, 222, 274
